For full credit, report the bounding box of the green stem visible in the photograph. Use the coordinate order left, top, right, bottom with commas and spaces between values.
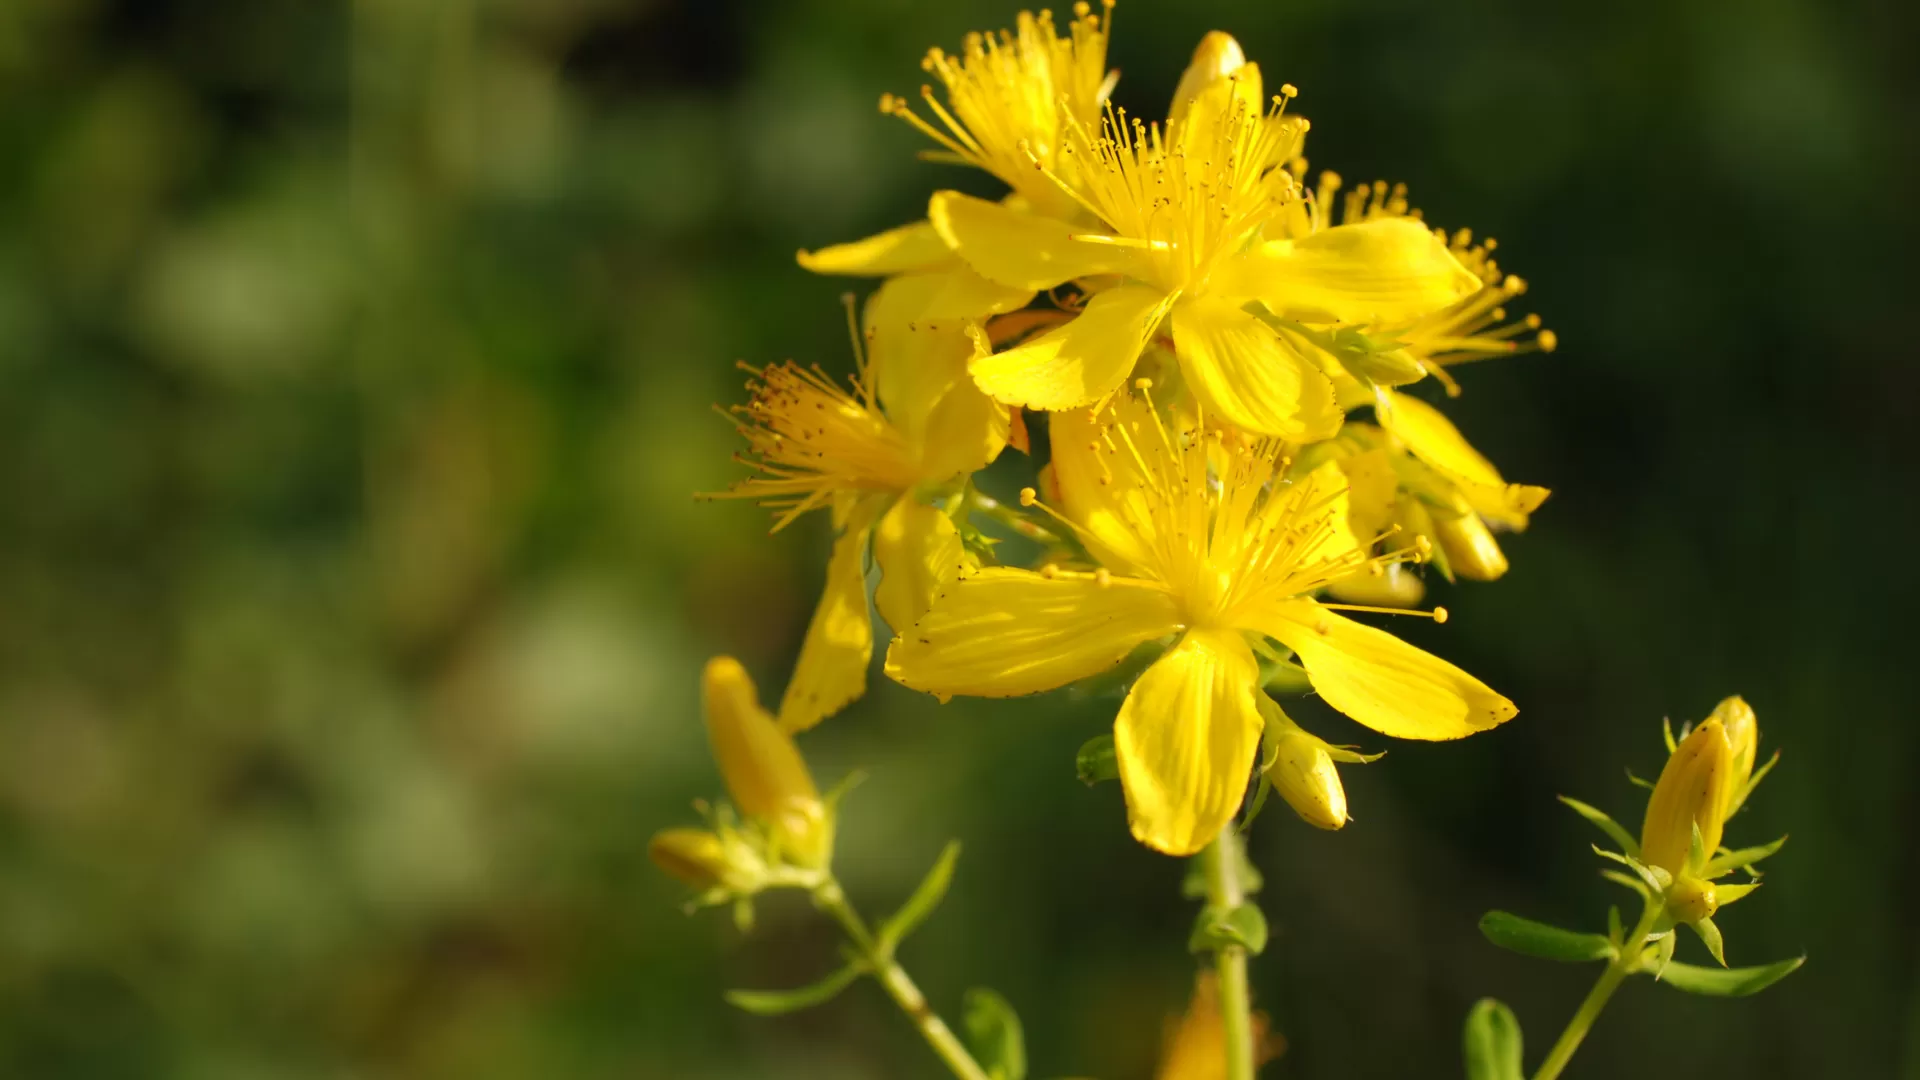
1532, 899, 1663, 1080
1200, 829, 1257, 1080
814, 880, 992, 1080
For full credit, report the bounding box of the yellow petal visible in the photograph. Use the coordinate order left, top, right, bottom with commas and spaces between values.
1226, 219, 1481, 323
864, 264, 1035, 326
872, 498, 965, 633
1048, 402, 1158, 575
778, 513, 876, 733
797, 219, 951, 275
1335, 447, 1399, 547
1255, 599, 1515, 740
1377, 390, 1548, 529
885, 568, 1182, 698
970, 283, 1175, 410
1171, 296, 1341, 440
705, 657, 829, 863
862, 290, 1010, 476
1113, 629, 1263, 855
929, 190, 1137, 290
1430, 510, 1509, 581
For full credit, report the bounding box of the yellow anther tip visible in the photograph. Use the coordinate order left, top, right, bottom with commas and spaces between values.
1432, 606, 1449, 624
1094, 568, 1112, 587
1134, 377, 1153, 389
1019, 486, 1039, 506
1040, 563, 1059, 579
1279, 83, 1299, 97
1538, 329, 1559, 352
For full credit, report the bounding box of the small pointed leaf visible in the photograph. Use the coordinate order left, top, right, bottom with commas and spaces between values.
1689, 915, 1726, 966
1189, 902, 1269, 956
726, 961, 864, 1015
877, 841, 962, 953
1704, 835, 1787, 878
1559, 796, 1641, 858
1657, 956, 1805, 997
1461, 998, 1524, 1080
1479, 911, 1615, 963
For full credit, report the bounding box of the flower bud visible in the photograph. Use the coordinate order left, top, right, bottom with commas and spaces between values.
1263, 711, 1349, 831
1430, 511, 1509, 581
1169, 32, 1247, 120
1666, 875, 1719, 924
1710, 695, 1758, 816
1327, 561, 1426, 608
703, 656, 830, 865
649, 828, 740, 891
1639, 719, 1732, 875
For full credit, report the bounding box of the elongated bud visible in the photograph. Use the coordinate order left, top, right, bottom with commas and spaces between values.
649, 828, 733, 890
1327, 561, 1426, 608
1640, 719, 1732, 875
1710, 695, 1758, 816
1169, 32, 1246, 121
703, 656, 829, 865
1262, 706, 1349, 831
1431, 511, 1509, 581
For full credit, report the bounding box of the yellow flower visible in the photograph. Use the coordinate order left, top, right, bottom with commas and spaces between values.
703, 656, 831, 866
882, 1, 1117, 219
886, 395, 1515, 854
1320, 393, 1549, 586
1284, 174, 1558, 399
648, 826, 767, 894
709, 296, 1010, 731
1711, 695, 1759, 816
1154, 973, 1282, 1080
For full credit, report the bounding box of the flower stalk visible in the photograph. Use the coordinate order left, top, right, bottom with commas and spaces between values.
1531, 896, 1663, 1080
1199, 828, 1257, 1080
812, 878, 993, 1080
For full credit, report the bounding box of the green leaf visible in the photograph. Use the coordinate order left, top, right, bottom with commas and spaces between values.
877, 841, 961, 953
1703, 835, 1787, 878
726, 961, 864, 1015
1558, 796, 1641, 858
1599, 869, 1649, 900
1478, 911, 1614, 963
1594, 845, 1668, 892
1461, 998, 1524, 1080
1657, 956, 1805, 997
962, 988, 1027, 1080
1189, 902, 1269, 956
1075, 735, 1118, 786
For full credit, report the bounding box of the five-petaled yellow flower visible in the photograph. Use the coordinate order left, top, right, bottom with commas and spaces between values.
713, 295, 1010, 732
887, 395, 1515, 854
933, 36, 1480, 440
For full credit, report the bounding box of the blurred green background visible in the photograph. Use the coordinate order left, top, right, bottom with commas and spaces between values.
1, 0, 1915, 1076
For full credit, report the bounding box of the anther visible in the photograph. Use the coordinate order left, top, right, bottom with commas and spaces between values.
1041, 563, 1059, 579
1019, 486, 1039, 506
1134, 377, 1153, 389
1537, 330, 1559, 352
1094, 568, 1112, 587
1432, 606, 1450, 624
1279, 84, 1299, 98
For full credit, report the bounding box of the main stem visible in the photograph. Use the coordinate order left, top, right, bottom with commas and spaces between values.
1531, 900, 1663, 1080
814, 880, 992, 1080
1201, 829, 1257, 1080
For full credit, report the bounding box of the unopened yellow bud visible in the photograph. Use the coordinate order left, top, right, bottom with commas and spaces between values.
1666, 875, 1719, 924
1327, 561, 1426, 608
1266, 726, 1348, 831
1640, 719, 1732, 875
703, 656, 829, 865
1169, 32, 1247, 119
1431, 511, 1509, 581
1710, 695, 1758, 815
648, 828, 733, 890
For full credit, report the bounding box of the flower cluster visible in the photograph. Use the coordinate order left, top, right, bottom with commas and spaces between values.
714, 6, 1556, 856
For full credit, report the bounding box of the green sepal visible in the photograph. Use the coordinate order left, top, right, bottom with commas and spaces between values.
962, 988, 1027, 1080
1461, 998, 1524, 1080
726, 960, 865, 1015
1655, 956, 1805, 997
876, 840, 961, 954
1180, 833, 1263, 899
1075, 734, 1119, 786
1262, 656, 1313, 695
1688, 915, 1727, 967
1606, 905, 1624, 945
1067, 638, 1172, 701
1714, 881, 1761, 907
1704, 835, 1787, 878
1478, 911, 1615, 963
1600, 869, 1650, 901
1662, 716, 1678, 753
1558, 796, 1641, 859
1189, 902, 1269, 956
1594, 845, 1669, 893
1624, 768, 1656, 791
1686, 820, 1709, 877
